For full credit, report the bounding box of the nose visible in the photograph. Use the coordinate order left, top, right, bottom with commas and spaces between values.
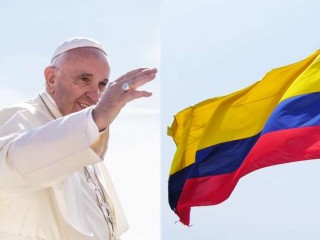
86, 86, 100, 103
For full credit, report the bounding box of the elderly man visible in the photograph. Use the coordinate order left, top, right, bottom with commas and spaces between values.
0, 37, 157, 240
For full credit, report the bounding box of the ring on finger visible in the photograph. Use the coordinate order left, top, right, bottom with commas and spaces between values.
121, 82, 131, 91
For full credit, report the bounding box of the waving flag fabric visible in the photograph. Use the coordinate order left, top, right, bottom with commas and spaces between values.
168, 50, 320, 226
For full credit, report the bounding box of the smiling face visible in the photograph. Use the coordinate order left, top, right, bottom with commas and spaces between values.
44, 47, 110, 116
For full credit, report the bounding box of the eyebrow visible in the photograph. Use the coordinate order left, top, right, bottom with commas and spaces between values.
78, 73, 93, 78
78, 73, 108, 82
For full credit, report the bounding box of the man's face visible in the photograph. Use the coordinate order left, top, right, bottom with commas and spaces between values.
47, 48, 110, 116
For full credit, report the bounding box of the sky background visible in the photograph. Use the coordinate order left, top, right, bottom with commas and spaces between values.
161, 0, 320, 239
0, 1, 160, 240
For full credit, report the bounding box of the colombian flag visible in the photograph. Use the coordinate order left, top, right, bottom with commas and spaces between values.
168, 50, 320, 226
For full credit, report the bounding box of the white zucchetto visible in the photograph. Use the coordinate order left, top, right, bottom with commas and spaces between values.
51, 37, 108, 63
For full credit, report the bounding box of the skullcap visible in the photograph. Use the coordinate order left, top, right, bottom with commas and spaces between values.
51, 37, 107, 63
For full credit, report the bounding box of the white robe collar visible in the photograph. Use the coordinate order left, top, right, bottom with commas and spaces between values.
39, 91, 63, 119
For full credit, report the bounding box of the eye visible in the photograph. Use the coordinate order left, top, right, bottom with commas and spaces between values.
98, 81, 108, 91
81, 77, 90, 82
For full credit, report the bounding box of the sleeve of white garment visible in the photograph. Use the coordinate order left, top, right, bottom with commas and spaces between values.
0, 107, 108, 193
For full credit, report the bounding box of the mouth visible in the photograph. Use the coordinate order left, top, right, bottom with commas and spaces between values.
79, 102, 90, 108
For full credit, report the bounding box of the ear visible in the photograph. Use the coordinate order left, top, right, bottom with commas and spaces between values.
44, 66, 56, 94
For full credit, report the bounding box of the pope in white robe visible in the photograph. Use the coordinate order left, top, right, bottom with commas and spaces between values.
0, 37, 157, 240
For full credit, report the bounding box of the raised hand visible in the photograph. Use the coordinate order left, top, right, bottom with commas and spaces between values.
93, 68, 157, 130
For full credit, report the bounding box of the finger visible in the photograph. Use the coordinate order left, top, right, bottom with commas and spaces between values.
126, 68, 149, 77
129, 72, 156, 89
116, 68, 157, 83
115, 68, 148, 82
123, 90, 152, 102
129, 68, 158, 81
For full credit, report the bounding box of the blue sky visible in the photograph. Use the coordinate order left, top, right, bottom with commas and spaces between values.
161, 0, 320, 239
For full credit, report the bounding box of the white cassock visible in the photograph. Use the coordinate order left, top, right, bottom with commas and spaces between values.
0, 92, 128, 240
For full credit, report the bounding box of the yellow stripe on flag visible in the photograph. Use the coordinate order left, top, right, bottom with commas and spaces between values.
168, 50, 320, 175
